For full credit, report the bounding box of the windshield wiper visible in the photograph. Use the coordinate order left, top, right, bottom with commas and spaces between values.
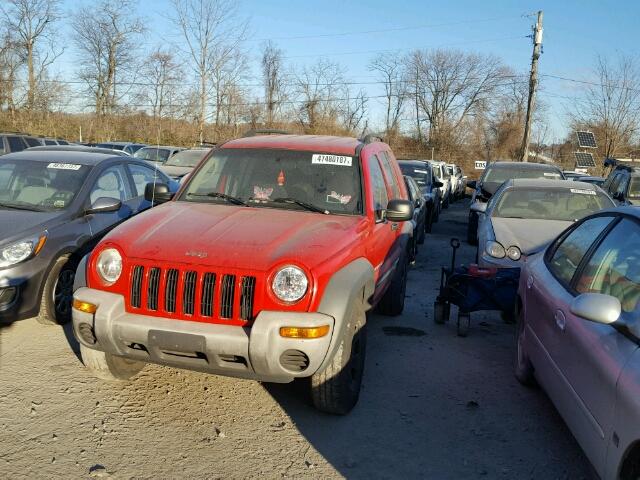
0, 202, 45, 212
271, 197, 329, 214
186, 192, 248, 206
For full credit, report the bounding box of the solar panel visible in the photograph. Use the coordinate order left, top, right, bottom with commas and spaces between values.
574, 152, 596, 168
577, 131, 597, 148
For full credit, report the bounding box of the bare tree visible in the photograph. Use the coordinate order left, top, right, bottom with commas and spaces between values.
339, 89, 368, 134
368, 52, 406, 136
1, 0, 62, 111
72, 0, 145, 115
571, 54, 640, 159
261, 41, 285, 126
295, 59, 345, 132
170, 0, 247, 142
406, 48, 506, 146
0, 31, 21, 114
138, 47, 184, 120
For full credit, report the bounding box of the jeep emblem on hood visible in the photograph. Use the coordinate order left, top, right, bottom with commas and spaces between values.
185, 251, 208, 258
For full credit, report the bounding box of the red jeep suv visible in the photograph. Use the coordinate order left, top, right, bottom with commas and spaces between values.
72, 133, 414, 414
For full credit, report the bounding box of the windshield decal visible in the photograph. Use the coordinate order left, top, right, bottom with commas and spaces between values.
253, 186, 273, 201
543, 172, 559, 177
570, 188, 596, 195
327, 191, 352, 204
312, 154, 352, 166
47, 163, 82, 170
54, 200, 66, 208
414, 169, 429, 174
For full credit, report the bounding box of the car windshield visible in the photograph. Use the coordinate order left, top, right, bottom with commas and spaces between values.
400, 164, 432, 187
165, 149, 208, 168
493, 187, 613, 221
484, 165, 562, 183
0, 159, 91, 211
629, 177, 640, 198
180, 148, 363, 215
135, 147, 171, 163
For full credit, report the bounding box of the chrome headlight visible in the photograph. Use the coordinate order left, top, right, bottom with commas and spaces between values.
486, 241, 506, 259
506, 246, 522, 261
96, 248, 123, 285
0, 234, 46, 268
272, 266, 308, 303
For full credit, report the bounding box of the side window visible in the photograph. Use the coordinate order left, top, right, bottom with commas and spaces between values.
616, 174, 629, 197
369, 155, 388, 221
90, 165, 131, 204
378, 151, 401, 199
547, 216, 615, 286
127, 163, 166, 197
609, 173, 623, 195
576, 218, 640, 313
7, 136, 25, 152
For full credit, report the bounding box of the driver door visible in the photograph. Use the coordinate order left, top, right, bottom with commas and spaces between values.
86, 164, 136, 238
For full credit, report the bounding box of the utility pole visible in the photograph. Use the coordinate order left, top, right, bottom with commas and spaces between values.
520, 10, 543, 162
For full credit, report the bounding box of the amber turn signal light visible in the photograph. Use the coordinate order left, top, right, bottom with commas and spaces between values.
279, 325, 330, 339
72, 299, 97, 314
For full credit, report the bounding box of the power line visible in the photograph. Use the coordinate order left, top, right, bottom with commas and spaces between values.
542, 74, 640, 93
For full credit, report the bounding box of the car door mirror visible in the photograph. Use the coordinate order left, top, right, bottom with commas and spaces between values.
433, 181, 443, 188
613, 191, 625, 201
470, 202, 487, 214
414, 198, 421, 208
386, 199, 414, 222
144, 182, 173, 204
85, 197, 122, 214
570, 293, 621, 325
466, 180, 477, 189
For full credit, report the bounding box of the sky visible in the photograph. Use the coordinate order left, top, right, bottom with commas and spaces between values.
55, 0, 640, 142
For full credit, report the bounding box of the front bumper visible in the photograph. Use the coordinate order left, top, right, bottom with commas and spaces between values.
0, 257, 49, 323
72, 288, 335, 383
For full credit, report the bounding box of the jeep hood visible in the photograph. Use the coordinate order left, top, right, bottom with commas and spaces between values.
491, 217, 572, 255
105, 201, 366, 272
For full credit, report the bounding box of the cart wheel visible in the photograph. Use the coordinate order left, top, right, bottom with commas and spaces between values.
434, 301, 450, 324
457, 312, 470, 337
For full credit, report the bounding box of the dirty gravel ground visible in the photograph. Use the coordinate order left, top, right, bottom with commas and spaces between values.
0, 201, 591, 479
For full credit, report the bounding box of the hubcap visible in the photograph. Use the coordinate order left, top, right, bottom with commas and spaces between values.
54, 269, 75, 318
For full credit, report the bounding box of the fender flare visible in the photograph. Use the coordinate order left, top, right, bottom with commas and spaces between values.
315, 257, 375, 373
73, 254, 90, 292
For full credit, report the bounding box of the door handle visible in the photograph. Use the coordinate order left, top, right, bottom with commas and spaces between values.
554, 310, 566, 331
527, 275, 535, 289
391, 222, 399, 231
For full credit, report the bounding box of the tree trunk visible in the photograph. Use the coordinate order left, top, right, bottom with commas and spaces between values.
27, 41, 35, 110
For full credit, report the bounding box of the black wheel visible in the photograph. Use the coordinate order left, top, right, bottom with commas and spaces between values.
37, 256, 77, 325
81, 344, 145, 381
425, 208, 434, 233
457, 312, 470, 337
515, 305, 535, 385
417, 217, 426, 244
311, 302, 367, 415
378, 252, 408, 316
434, 301, 450, 324
467, 212, 478, 246
434, 202, 440, 222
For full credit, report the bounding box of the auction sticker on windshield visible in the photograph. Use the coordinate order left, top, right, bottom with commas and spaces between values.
312, 154, 352, 166
571, 188, 596, 195
47, 163, 82, 170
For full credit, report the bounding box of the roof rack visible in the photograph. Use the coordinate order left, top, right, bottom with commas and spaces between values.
360, 133, 384, 144
242, 129, 290, 137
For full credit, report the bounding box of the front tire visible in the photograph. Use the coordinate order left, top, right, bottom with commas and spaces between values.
81, 344, 145, 381
311, 302, 367, 415
37, 256, 77, 325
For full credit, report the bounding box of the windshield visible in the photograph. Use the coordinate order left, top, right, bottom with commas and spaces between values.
400, 164, 432, 187
484, 165, 562, 183
165, 149, 208, 168
629, 177, 640, 198
180, 148, 363, 215
0, 159, 91, 211
135, 147, 171, 163
493, 187, 613, 221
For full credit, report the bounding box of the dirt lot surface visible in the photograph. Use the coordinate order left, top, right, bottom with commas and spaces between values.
0, 201, 591, 479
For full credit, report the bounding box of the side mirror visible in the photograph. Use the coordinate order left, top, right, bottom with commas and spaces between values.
85, 197, 121, 214
386, 199, 414, 222
433, 181, 444, 188
466, 180, 477, 190
570, 293, 621, 325
613, 191, 624, 201
144, 182, 174, 204
470, 202, 487, 214
414, 198, 421, 208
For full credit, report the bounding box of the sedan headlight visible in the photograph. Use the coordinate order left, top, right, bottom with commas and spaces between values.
0, 234, 47, 268
486, 241, 506, 259
272, 265, 308, 303
506, 246, 522, 261
96, 248, 123, 285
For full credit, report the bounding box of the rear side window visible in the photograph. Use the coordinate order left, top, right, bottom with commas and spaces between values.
378, 152, 402, 199
24, 137, 41, 147
575, 218, 640, 313
369, 155, 388, 221
7, 136, 25, 152
127, 163, 167, 196
547, 216, 614, 286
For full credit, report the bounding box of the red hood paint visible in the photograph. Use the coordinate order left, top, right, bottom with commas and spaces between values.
103, 201, 368, 273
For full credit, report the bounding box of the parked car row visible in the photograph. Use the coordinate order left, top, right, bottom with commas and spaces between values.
467, 159, 640, 479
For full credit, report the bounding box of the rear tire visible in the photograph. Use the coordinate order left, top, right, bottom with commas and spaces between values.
81, 344, 145, 381
425, 208, 434, 233
37, 256, 77, 325
467, 212, 478, 246
378, 252, 408, 316
311, 302, 367, 415
457, 312, 470, 337
417, 218, 426, 245
514, 305, 535, 386
443, 194, 450, 209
